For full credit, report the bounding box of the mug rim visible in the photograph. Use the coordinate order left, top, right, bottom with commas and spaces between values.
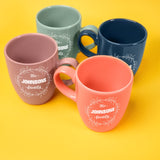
36, 5, 81, 30
99, 18, 147, 46
75, 55, 134, 94
4, 33, 58, 66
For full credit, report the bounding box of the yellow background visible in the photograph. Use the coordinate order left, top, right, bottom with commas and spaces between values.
0, 0, 160, 159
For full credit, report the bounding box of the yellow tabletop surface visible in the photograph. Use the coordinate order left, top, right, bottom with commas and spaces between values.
0, 0, 160, 159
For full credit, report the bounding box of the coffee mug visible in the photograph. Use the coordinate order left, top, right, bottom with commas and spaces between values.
4, 33, 78, 105
54, 56, 134, 132
78, 18, 147, 74
36, 5, 98, 59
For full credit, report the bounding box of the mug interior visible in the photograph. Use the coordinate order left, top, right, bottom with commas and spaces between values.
5, 34, 57, 63
100, 19, 147, 44
37, 6, 81, 28
77, 56, 133, 92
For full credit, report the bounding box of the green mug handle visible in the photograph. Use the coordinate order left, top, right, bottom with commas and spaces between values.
80, 25, 98, 50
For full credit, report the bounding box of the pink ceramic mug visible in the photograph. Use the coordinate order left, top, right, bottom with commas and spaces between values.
54, 56, 134, 132
4, 33, 78, 105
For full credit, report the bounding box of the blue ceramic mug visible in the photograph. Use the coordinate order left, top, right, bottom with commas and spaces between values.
78, 18, 147, 74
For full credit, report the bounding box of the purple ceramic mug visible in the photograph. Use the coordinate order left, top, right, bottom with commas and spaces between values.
4, 33, 78, 105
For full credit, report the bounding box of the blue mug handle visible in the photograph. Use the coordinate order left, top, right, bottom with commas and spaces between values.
78, 27, 99, 57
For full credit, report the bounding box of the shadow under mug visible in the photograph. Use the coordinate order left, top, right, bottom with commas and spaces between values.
78, 18, 147, 74
36, 5, 98, 59
4, 33, 78, 105
54, 55, 134, 132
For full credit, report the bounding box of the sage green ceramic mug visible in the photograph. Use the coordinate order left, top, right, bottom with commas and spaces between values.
36, 5, 98, 59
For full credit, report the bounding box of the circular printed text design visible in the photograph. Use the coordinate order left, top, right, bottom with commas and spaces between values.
16, 67, 51, 97
116, 55, 137, 72
87, 98, 120, 126
50, 33, 72, 58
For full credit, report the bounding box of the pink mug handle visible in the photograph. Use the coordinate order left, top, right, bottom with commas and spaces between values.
57, 58, 78, 85
58, 58, 78, 68
54, 66, 76, 102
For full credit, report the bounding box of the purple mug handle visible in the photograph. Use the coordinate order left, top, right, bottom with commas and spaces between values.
57, 58, 79, 85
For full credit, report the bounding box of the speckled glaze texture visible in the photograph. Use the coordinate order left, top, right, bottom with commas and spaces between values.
78, 18, 147, 74
36, 5, 98, 59
54, 56, 134, 132
36, 21, 81, 59
4, 33, 78, 105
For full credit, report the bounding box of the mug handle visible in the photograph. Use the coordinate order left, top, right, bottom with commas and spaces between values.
80, 25, 98, 50
57, 58, 78, 86
54, 66, 76, 102
78, 25, 99, 57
